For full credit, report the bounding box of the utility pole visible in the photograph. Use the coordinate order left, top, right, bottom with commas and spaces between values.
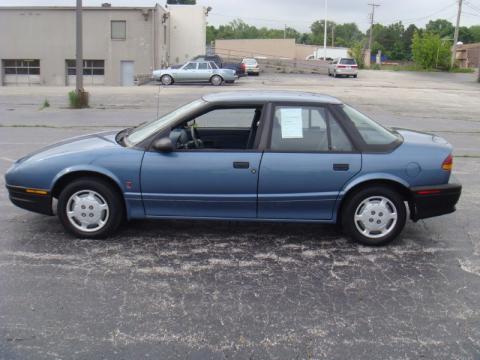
75, 0, 83, 94
451, 0, 463, 68
368, 2, 380, 52
323, 0, 327, 60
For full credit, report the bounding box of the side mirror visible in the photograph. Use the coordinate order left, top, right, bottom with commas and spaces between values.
152, 137, 174, 152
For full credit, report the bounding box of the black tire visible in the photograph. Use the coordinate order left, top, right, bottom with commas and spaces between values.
57, 177, 124, 239
210, 75, 223, 86
353, 75, 358, 78
160, 74, 173, 86
341, 186, 406, 246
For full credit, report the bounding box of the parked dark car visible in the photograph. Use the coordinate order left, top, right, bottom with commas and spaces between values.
192, 55, 247, 78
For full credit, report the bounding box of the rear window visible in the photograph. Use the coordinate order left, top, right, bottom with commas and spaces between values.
340, 58, 356, 65
342, 105, 398, 145
243, 59, 257, 65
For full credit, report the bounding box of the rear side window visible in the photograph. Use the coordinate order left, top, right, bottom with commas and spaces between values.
342, 105, 398, 145
340, 58, 356, 65
270, 106, 353, 152
198, 62, 209, 70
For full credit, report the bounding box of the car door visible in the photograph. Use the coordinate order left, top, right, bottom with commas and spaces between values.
176, 62, 197, 82
195, 62, 212, 82
258, 104, 361, 220
141, 106, 263, 219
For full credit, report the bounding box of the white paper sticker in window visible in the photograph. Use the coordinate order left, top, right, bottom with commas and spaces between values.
280, 108, 303, 139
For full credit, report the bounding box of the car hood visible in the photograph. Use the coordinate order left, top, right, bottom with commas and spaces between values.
16, 131, 120, 164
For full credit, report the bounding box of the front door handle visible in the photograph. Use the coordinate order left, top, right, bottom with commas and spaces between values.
333, 163, 349, 171
233, 161, 249, 169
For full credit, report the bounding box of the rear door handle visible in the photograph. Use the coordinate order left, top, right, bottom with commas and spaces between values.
233, 161, 249, 169
333, 163, 349, 171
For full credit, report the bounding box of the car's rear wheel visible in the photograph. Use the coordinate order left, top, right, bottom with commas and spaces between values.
342, 186, 406, 246
57, 177, 124, 239
210, 75, 223, 86
160, 74, 173, 86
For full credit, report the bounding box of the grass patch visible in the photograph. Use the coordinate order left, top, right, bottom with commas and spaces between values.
68, 90, 89, 109
449, 67, 475, 73
40, 99, 50, 110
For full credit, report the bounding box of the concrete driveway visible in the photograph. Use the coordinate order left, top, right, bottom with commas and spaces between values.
0, 70, 479, 359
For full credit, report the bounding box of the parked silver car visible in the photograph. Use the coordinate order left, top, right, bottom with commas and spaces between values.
152, 61, 237, 86
328, 58, 358, 78
241, 58, 260, 75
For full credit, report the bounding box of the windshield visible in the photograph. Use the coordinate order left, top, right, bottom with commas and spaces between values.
125, 99, 205, 146
342, 105, 398, 145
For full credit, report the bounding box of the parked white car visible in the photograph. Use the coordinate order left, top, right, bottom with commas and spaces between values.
328, 58, 358, 78
241, 58, 260, 76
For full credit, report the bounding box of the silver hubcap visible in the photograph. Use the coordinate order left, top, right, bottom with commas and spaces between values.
66, 190, 109, 232
212, 76, 221, 85
354, 196, 398, 239
162, 76, 171, 85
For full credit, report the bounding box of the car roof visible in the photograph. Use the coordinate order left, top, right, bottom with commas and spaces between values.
202, 91, 343, 105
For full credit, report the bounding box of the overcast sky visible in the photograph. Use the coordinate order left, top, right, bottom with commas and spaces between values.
1, 0, 479, 32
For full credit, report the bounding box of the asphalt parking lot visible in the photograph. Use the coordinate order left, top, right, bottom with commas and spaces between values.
0, 70, 479, 359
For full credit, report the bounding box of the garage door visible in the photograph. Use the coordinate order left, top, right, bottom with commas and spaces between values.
2, 59, 40, 86
66, 59, 105, 86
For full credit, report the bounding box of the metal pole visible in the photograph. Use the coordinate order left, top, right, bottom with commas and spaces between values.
75, 0, 83, 93
368, 2, 380, 52
451, 0, 463, 68
323, 0, 327, 60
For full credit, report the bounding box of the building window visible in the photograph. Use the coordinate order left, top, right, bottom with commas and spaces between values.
3, 59, 40, 75
66, 60, 105, 75
111, 20, 126, 40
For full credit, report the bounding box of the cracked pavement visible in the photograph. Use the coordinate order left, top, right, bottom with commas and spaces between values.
0, 70, 479, 359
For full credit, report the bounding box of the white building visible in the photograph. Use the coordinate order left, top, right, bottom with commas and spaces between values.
0, 4, 207, 86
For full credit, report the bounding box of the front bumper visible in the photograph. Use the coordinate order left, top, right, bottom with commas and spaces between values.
409, 181, 461, 221
6, 185, 53, 215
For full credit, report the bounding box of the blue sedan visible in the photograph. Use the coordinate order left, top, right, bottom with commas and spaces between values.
5, 91, 461, 245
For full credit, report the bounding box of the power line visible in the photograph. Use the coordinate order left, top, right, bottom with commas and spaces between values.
379, 2, 457, 26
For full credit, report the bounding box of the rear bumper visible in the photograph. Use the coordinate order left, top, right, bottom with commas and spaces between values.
6, 185, 53, 215
409, 181, 461, 221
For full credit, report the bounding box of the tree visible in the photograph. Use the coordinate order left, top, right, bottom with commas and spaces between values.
425, 19, 454, 38
348, 42, 365, 68
459, 26, 474, 43
469, 25, 480, 43
402, 24, 418, 59
412, 31, 451, 69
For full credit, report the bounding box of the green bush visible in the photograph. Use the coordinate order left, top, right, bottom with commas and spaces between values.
412, 31, 450, 70
348, 42, 365, 69
68, 90, 89, 108
371, 63, 381, 70
41, 99, 50, 109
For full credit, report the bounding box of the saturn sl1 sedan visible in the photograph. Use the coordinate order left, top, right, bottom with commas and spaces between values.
5, 91, 461, 246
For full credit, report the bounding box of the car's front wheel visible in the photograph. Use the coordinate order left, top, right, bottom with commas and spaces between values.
210, 75, 223, 86
57, 177, 124, 238
342, 186, 406, 246
160, 74, 173, 86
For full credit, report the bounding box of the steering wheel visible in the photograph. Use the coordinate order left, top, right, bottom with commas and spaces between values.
190, 123, 203, 149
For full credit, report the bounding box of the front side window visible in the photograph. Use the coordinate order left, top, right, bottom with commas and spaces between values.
111, 20, 126, 40
270, 106, 353, 152
126, 99, 205, 146
183, 62, 197, 70
342, 105, 398, 145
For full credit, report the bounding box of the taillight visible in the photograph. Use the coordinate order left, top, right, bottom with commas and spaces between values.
337, 65, 347, 68
442, 154, 453, 171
